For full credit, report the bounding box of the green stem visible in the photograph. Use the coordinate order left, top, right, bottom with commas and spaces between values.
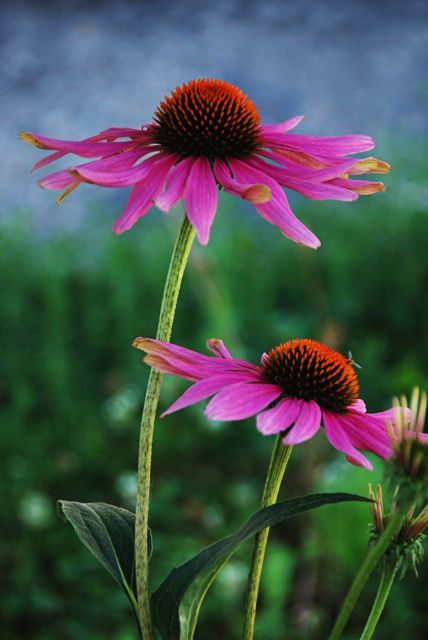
135, 215, 195, 639
328, 511, 404, 640
360, 562, 398, 640
242, 436, 293, 640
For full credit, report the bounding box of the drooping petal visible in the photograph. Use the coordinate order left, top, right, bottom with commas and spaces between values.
256, 397, 304, 435
73, 152, 164, 187
214, 159, 271, 203
282, 400, 322, 444
261, 115, 305, 135
206, 339, 233, 359
161, 373, 257, 417
348, 399, 367, 413
262, 132, 375, 156
155, 157, 193, 211
20, 132, 141, 158
348, 157, 390, 175
205, 382, 282, 421
322, 410, 373, 469
328, 177, 385, 195
339, 412, 392, 460
256, 150, 357, 182
229, 160, 320, 249
133, 337, 262, 379
112, 154, 178, 233
184, 157, 218, 244
249, 158, 357, 201
38, 170, 78, 190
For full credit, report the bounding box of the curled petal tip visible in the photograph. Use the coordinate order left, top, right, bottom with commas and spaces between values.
354, 181, 385, 195
243, 184, 271, 203
351, 157, 391, 175
19, 131, 47, 149
132, 337, 150, 351
132, 337, 148, 350
55, 182, 79, 204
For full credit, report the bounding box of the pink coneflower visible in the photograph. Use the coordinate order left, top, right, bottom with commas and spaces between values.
21, 79, 389, 247
132, 336, 400, 470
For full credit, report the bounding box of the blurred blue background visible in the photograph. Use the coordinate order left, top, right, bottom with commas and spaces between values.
1, 1, 428, 638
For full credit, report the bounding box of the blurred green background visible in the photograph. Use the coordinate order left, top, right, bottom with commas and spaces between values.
1, 139, 427, 639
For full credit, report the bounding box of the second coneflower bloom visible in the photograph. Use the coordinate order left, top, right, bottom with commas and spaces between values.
21, 79, 389, 247
133, 336, 402, 470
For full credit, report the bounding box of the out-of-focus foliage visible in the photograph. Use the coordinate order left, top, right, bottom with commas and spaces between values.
1, 157, 427, 639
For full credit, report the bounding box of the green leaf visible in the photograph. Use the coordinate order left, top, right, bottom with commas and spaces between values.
57, 501, 146, 631
152, 492, 370, 640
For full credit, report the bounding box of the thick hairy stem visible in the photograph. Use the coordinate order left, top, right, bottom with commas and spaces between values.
242, 436, 293, 640
135, 216, 195, 639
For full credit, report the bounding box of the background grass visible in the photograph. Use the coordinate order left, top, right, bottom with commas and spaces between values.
1, 152, 428, 638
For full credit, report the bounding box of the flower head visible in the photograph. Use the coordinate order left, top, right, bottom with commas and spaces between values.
385, 388, 428, 505
368, 483, 427, 576
133, 336, 400, 470
21, 79, 389, 247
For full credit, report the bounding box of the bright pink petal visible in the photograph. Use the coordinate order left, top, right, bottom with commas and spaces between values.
249, 158, 357, 201
155, 158, 193, 211
133, 338, 262, 379
214, 159, 271, 203
206, 339, 233, 359
256, 150, 356, 182
322, 411, 373, 469
261, 115, 305, 135
38, 170, 77, 190
21, 132, 140, 158
112, 154, 178, 233
228, 160, 320, 249
262, 132, 375, 156
161, 373, 256, 417
282, 400, 322, 444
256, 397, 303, 435
74, 152, 164, 187
348, 399, 367, 413
205, 382, 282, 421
183, 157, 218, 245
328, 177, 385, 196
340, 412, 391, 460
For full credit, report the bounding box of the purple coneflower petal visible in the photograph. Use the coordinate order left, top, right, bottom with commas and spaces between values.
184, 157, 218, 245
206, 339, 233, 359
155, 158, 193, 211
261, 115, 305, 135
262, 133, 375, 156
328, 177, 385, 195
205, 382, 282, 421
74, 152, 164, 187
341, 412, 392, 459
214, 159, 271, 203
161, 372, 259, 417
282, 400, 322, 445
112, 154, 178, 233
229, 160, 321, 248
133, 337, 262, 379
322, 410, 373, 470
255, 151, 357, 182
256, 397, 304, 435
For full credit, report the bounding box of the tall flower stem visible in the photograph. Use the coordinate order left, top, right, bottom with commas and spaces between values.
360, 562, 398, 640
242, 436, 293, 640
135, 215, 195, 639
328, 511, 404, 640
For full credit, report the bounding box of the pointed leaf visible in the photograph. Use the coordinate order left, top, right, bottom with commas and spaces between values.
152, 492, 370, 639
57, 501, 147, 629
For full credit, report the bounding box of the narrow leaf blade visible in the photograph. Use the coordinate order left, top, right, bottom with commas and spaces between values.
152, 492, 370, 640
